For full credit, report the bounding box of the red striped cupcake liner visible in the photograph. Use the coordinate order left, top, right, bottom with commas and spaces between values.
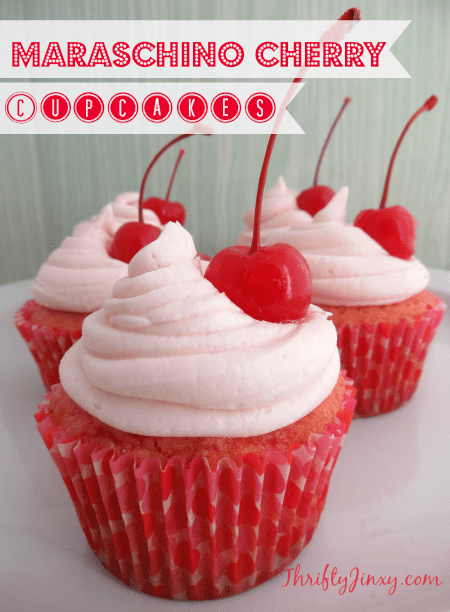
336, 297, 445, 417
14, 300, 84, 391
35, 376, 356, 601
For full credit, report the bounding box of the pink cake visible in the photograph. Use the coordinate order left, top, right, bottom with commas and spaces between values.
35, 223, 356, 600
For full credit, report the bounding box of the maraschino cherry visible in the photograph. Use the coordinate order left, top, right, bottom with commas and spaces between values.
205, 133, 312, 323
110, 133, 197, 263
143, 148, 186, 225
296, 97, 352, 216
354, 95, 438, 260
205, 7, 361, 322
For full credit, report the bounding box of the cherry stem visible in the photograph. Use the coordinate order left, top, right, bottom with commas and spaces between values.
379, 95, 438, 209
249, 133, 278, 254
165, 149, 185, 201
249, 8, 360, 256
313, 97, 352, 187
339, 8, 361, 20
138, 135, 193, 223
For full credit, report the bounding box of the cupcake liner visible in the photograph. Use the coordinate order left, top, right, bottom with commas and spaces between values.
14, 300, 83, 390
35, 376, 356, 601
336, 297, 445, 417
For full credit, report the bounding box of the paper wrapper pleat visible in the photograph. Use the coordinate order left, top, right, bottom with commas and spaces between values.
35, 377, 356, 601
14, 300, 84, 390
336, 297, 445, 417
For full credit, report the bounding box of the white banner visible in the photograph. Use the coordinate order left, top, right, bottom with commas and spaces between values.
0, 20, 410, 79
1, 82, 305, 134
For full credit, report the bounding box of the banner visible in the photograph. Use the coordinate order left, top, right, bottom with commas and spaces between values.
1, 82, 306, 134
1, 20, 410, 79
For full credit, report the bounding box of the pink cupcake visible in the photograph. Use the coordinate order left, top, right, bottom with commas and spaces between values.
14, 194, 161, 390
237, 188, 445, 418
237, 96, 445, 416
14, 134, 200, 390
35, 222, 355, 600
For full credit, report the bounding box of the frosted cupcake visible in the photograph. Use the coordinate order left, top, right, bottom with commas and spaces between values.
14, 194, 162, 390
36, 222, 355, 600
237, 161, 445, 416
15, 136, 197, 390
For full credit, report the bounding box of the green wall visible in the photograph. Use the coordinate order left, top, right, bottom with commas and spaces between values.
1, 0, 449, 284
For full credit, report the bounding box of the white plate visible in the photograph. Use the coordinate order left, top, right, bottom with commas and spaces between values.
1, 271, 449, 612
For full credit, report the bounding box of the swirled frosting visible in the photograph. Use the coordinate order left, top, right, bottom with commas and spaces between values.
242, 177, 312, 235
31, 193, 162, 313
59, 222, 340, 437
236, 186, 429, 306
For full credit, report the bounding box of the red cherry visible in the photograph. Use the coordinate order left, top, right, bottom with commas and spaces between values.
110, 133, 207, 264
143, 196, 186, 225
109, 221, 162, 263
205, 244, 311, 323
296, 97, 351, 216
354, 95, 438, 260
354, 206, 417, 259
206, 130, 311, 323
143, 148, 186, 225
296, 185, 336, 217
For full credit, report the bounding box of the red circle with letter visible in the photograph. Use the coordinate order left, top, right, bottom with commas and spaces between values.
177, 92, 208, 123
41, 92, 71, 122
245, 93, 276, 123
74, 93, 104, 123
211, 92, 241, 123
5, 92, 37, 123
142, 93, 172, 123
108, 93, 138, 123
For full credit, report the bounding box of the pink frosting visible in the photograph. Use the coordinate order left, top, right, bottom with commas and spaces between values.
237, 184, 429, 306
60, 223, 340, 437
31, 193, 162, 313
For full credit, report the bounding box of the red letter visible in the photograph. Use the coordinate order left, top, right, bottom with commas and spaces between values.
255, 42, 278, 67
12, 42, 40, 67
345, 42, 364, 67
280, 42, 301, 67
218, 42, 244, 67
157, 42, 178, 67
305, 42, 320, 67
293, 563, 302, 586
132, 42, 155, 67
423, 574, 443, 587
193, 42, 215, 67
181, 42, 189, 66
323, 42, 343, 67
88, 42, 112, 67
67, 42, 87, 67
42, 42, 66, 67
349, 566, 359, 593
279, 567, 294, 587
364, 41, 386, 67
113, 42, 130, 67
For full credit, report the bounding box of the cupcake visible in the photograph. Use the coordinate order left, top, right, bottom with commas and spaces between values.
237, 182, 445, 416
14, 194, 162, 390
14, 134, 197, 391
35, 222, 355, 600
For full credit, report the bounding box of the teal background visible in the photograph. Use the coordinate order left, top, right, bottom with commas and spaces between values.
1, 0, 449, 284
